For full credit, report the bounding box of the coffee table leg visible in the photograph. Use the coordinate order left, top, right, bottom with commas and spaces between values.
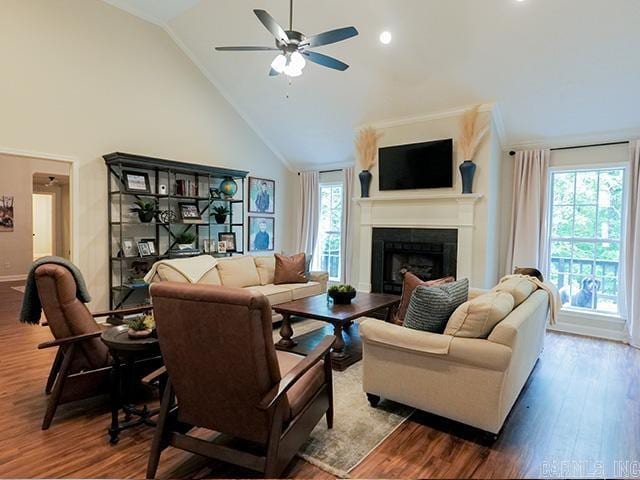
276, 313, 297, 348
331, 322, 346, 358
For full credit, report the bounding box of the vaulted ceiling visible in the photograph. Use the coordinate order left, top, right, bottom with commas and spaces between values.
104, 0, 640, 169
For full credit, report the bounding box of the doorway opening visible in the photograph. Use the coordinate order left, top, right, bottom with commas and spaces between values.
32, 174, 71, 260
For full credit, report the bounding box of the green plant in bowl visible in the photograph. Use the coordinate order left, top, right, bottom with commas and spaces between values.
328, 284, 357, 304
175, 231, 196, 246
130, 198, 158, 223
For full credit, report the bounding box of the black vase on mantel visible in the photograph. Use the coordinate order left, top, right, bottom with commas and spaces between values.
359, 170, 372, 198
459, 160, 476, 194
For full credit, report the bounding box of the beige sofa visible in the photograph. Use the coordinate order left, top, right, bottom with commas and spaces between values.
145, 255, 329, 321
359, 286, 550, 434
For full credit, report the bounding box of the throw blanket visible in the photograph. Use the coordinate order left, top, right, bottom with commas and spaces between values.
20, 256, 92, 325
498, 274, 561, 325
143, 255, 218, 284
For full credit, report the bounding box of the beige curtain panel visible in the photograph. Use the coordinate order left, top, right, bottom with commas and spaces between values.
505, 149, 550, 276
623, 140, 640, 348
341, 167, 355, 284
295, 171, 320, 257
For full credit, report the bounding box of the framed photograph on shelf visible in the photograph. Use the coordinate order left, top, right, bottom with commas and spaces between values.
122, 170, 151, 194
248, 177, 275, 214
217, 241, 227, 254
248, 216, 274, 252
136, 238, 156, 257
202, 239, 215, 253
218, 232, 237, 253
178, 202, 202, 223
121, 238, 138, 258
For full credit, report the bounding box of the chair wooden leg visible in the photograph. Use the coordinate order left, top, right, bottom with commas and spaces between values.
146, 381, 174, 479
42, 345, 75, 430
367, 393, 380, 407
324, 352, 334, 429
45, 348, 63, 394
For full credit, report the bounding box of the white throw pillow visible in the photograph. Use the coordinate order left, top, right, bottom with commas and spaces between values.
444, 292, 515, 338
216, 256, 261, 288
254, 256, 276, 285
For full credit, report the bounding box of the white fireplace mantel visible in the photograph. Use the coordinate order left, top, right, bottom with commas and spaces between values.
354, 193, 483, 292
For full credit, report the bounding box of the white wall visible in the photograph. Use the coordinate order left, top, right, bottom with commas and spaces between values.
0, 0, 296, 307
349, 110, 501, 288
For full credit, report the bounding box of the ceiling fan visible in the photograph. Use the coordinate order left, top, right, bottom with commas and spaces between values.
215, 0, 358, 77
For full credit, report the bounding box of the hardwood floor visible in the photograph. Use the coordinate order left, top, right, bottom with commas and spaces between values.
0, 280, 638, 478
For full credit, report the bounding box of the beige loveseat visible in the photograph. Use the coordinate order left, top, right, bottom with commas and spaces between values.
360, 286, 550, 434
145, 255, 329, 321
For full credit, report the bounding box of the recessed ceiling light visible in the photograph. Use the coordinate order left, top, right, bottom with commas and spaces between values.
379, 31, 392, 45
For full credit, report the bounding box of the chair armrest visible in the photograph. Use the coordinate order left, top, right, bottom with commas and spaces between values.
38, 331, 102, 349
141, 366, 167, 387
91, 305, 153, 318
258, 335, 335, 411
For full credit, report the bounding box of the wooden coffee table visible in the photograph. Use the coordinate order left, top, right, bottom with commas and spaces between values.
273, 292, 400, 371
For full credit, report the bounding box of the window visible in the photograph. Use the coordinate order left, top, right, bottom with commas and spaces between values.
548, 168, 625, 315
315, 183, 343, 281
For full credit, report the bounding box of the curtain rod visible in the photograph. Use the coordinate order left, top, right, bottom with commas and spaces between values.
509, 140, 629, 157
509, 141, 629, 156
297, 168, 343, 175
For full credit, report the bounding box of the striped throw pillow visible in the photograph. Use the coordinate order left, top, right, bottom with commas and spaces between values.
403, 278, 469, 333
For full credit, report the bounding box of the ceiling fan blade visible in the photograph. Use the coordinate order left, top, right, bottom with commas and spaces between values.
253, 9, 290, 44
303, 26, 358, 48
302, 51, 349, 71
215, 46, 279, 51
269, 67, 281, 77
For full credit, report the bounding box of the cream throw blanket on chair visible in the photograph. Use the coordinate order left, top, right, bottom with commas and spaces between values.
144, 255, 218, 284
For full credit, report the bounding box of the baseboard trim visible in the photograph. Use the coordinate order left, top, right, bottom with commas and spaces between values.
0, 274, 27, 283
548, 321, 627, 342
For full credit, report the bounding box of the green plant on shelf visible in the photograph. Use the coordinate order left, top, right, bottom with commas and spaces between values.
211, 205, 230, 224
130, 198, 158, 223
175, 231, 196, 245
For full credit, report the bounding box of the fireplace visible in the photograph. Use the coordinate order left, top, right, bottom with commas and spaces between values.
371, 228, 457, 294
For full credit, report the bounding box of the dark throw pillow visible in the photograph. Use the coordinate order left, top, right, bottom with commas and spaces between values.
274, 253, 308, 284
392, 272, 456, 325
403, 278, 470, 333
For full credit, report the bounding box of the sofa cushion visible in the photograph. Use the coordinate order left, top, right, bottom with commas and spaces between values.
274, 253, 308, 284
403, 279, 469, 333
155, 264, 189, 283
393, 272, 455, 325
254, 256, 276, 285
217, 256, 261, 288
277, 281, 323, 300
492, 276, 537, 307
444, 292, 515, 338
244, 285, 293, 305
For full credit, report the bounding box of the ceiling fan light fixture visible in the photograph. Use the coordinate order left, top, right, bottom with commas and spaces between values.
283, 64, 303, 77
271, 53, 287, 73
289, 51, 306, 70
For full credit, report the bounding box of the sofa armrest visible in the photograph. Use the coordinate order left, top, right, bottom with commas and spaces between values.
469, 287, 490, 300
360, 318, 512, 371
309, 271, 329, 291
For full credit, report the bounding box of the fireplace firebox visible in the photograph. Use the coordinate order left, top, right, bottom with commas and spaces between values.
371, 228, 457, 294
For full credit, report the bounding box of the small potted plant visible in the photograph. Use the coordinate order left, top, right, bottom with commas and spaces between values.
130, 198, 158, 223
175, 231, 196, 249
211, 205, 230, 224
126, 313, 155, 339
328, 284, 357, 305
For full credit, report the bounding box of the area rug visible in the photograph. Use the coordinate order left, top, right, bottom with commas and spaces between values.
11, 285, 25, 293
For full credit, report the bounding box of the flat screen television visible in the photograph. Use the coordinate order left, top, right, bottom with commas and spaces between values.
378, 138, 453, 191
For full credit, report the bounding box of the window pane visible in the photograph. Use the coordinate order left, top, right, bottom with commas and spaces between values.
575, 171, 598, 204
574, 205, 596, 238
551, 206, 574, 238
553, 172, 575, 204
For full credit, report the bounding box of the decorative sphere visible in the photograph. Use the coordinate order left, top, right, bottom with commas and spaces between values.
219, 177, 238, 198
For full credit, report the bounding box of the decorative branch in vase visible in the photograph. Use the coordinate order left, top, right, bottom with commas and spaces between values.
355, 126, 382, 198
457, 105, 489, 194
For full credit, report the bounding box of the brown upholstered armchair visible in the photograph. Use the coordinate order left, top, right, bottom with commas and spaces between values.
147, 282, 335, 479
35, 264, 151, 429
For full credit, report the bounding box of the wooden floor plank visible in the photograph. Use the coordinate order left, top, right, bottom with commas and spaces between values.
0, 281, 638, 478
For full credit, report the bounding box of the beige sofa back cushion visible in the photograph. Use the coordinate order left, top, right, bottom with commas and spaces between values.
445, 292, 515, 338
216, 256, 261, 288
492, 276, 537, 307
254, 256, 276, 286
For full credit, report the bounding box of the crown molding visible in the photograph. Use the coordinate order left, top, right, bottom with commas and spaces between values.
506, 127, 640, 152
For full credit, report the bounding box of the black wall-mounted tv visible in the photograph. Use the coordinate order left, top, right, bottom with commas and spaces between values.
378, 138, 453, 191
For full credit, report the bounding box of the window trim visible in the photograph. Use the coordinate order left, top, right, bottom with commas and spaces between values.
546, 163, 628, 320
